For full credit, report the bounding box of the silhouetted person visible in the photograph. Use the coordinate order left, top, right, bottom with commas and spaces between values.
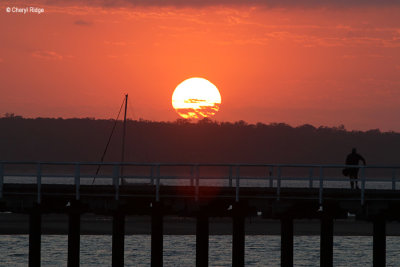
345, 148, 366, 189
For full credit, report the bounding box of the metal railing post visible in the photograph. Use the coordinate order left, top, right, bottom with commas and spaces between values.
229, 165, 233, 187
37, 163, 42, 204
190, 165, 194, 187
195, 165, 199, 202
392, 169, 396, 190
156, 165, 160, 202
361, 167, 366, 205
0, 163, 3, 199
113, 165, 120, 201
309, 168, 313, 189
277, 167, 281, 201
235, 166, 240, 202
319, 167, 323, 206
150, 165, 154, 185
74, 164, 80, 200
269, 166, 273, 188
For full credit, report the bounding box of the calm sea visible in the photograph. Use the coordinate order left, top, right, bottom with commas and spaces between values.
1, 235, 399, 266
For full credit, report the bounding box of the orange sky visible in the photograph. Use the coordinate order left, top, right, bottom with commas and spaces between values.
1, 1, 400, 131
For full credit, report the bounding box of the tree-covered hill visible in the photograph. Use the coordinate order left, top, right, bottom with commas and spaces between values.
0, 117, 398, 166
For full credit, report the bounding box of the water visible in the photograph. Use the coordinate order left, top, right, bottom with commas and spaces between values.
1, 235, 400, 266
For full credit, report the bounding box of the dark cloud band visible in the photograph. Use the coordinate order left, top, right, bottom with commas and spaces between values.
36, 0, 400, 8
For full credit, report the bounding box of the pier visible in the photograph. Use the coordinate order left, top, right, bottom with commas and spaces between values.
1, 161, 400, 266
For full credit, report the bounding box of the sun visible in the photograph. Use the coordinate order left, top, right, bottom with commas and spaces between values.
172, 77, 221, 120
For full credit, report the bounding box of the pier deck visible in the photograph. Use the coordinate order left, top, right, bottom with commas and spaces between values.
2, 184, 400, 219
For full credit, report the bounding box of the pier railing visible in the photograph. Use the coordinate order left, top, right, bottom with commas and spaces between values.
0, 161, 399, 205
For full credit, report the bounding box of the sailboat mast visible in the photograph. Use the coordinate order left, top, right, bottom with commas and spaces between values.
121, 94, 128, 180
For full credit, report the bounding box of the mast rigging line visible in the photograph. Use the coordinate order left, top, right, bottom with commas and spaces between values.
92, 96, 126, 184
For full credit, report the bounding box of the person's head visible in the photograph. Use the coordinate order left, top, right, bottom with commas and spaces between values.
352, 148, 357, 154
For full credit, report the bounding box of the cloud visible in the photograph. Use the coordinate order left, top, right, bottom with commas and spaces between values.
31, 50, 64, 60
184, 99, 207, 104
175, 103, 220, 119
198, 104, 220, 113
74, 19, 93, 26
104, 41, 129, 46
10, 0, 400, 8
212, 24, 400, 48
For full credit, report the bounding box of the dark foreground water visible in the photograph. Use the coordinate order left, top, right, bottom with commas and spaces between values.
1, 235, 399, 266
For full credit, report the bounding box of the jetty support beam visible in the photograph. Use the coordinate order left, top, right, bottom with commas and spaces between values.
232, 203, 245, 267
29, 206, 41, 267
281, 218, 293, 267
196, 213, 209, 267
68, 201, 81, 267
320, 216, 333, 267
112, 209, 125, 267
151, 202, 163, 267
373, 218, 386, 267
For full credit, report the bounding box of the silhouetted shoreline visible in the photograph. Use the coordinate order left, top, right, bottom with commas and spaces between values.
0, 117, 399, 166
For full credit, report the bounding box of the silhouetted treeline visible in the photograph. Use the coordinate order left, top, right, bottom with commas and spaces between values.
0, 117, 399, 165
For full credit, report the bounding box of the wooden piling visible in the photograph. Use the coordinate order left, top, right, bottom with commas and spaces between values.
281, 218, 293, 267
320, 216, 333, 267
151, 202, 163, 267
67, 201, 81, 267
196, 214, 209, 267
373, 218, 386, 267
232, 203, 245, 267
112, 210, 125, 267
29, 206, 41, 267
